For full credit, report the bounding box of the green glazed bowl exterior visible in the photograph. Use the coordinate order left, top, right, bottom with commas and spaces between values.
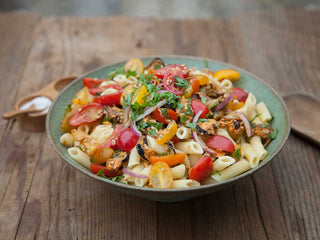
46, 55, 291, 202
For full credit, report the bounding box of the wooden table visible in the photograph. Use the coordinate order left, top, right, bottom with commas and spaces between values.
1, 9, 319, 240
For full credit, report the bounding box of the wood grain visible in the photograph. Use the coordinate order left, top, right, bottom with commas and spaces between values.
0, 9, 320, 240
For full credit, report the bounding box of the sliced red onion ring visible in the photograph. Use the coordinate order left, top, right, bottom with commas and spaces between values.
134, 99, 167, 122
131, 122, 142, 137
215, 96, 232, 111
230, 111, 252, 137
122, 168, 148, 179
191, 110, 217, 156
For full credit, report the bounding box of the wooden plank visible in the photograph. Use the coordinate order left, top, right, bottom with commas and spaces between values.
238, 9, 320, 239
13, 16, 158, 240
0, 13, 42, 240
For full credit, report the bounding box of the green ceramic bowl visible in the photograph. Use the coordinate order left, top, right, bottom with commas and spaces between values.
46, 55, 290, 202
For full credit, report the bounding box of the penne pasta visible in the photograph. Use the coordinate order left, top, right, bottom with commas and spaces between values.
60, 133, 73, 146
211, 159, 251, 182
241, 143, 259, 168
67, 147, 91, 169
172, 179, 200, 189
250, 136, 267, 160
176, 126, 192, 139
212, 156, 236, 171
170, 164, 186, 180
175, 140, 203, 154
255, 102, 272, 123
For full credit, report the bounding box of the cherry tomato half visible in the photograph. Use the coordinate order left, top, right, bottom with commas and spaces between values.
189, 156, 213, 183
229, 87, 248, 102
83, 78, 103, 89
90, 163, 122, 178
191, 99, 209, 118
163, 70, 185, 95
69, 103, 104, 126
151, 108, 179, 124
93, 90, 123, 106
88, 84, 122, 96
189, 77, 200, 93
117, 128, 140, 152
155, 64, 188, 79
99, 125, 124, 149
205, 135, 235, 152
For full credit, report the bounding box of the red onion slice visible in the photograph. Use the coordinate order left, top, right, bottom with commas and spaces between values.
215, 96, 232, 111
131, 122, 142, 137
135, 99, 167, 122
191, 110, 217, 156
122, 168, 148, 179
230, 111, 252, 137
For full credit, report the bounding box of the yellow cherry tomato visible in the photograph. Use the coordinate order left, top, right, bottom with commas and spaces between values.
131, 85, 148, 105
124, 58, 144, 75
155, 121, 178, 145
228, 100, 244, 110
195, 74, 209, 85
92, 147, 114, 164
72, 87, 92, 105
120, 84, 134, 105
149, 162, 173, 189
183, 85, 193, 98
213, 69, 240, 82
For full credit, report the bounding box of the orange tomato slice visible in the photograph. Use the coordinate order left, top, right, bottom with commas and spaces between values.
150, 153, 186, 167
149, 162, 173, 189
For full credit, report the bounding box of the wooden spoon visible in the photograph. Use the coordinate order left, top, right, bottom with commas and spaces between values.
2, 106, 43, 119
2, 75, 77, 119
283, 92, 320, 146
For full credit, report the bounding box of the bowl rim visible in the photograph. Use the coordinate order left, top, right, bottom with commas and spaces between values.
46, 55, 291, 194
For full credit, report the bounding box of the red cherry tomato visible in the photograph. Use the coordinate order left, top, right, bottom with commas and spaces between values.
117, 128, 140, 152
191, 99, 209, 118
99, 125, 124, 149
88, 84, 122, 96
230, 87, 248, 102
189, 77, 200, 93
69, 103, 104, 126
83, 78, 103, 88
206, 135, 235, 152
151, 108, 179, 124
155, 64, 188, 79
93, 90, 122, 106
189, 156, 213, 183
163, 70, 185, 95
90, 163, 122, 178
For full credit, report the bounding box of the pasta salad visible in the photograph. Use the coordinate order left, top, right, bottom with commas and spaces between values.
60, 57, 277, 189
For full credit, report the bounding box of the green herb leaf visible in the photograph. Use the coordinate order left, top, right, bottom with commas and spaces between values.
126, 69, 137, 78
96, 168, 107, 179
94, 92, 101, 97
185, 104, 194, 116
174, 75, 189, 90
198, 118, 209, 123
89, 158, 94, 163
234, 148, 241, 160
149, 128, 157, 136
186, 122, 196, 130
201, 96, 207, 104
154, 64, 162, 70
270, 128, 278, 139
211, 170, 222, 176
250, 113, 261, 123
107, 175, 124, 182
161, 108, 168, 117
180, 115, 187, 123
64, 104, 72, 115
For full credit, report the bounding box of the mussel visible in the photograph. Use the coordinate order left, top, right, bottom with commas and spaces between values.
166, 141, 176, 154
145, 57, 165, 70
136, 143, 148, 161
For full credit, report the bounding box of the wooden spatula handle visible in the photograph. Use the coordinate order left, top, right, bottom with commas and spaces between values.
2, 108, 41, 119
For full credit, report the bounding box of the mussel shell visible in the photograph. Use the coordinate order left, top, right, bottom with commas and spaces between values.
136, 143, 148, 161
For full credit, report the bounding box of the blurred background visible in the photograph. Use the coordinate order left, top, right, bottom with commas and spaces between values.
1, 0, 320, 18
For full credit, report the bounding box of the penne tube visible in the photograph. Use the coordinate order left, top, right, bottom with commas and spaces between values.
212, 156, 236, 171
211, 159, 251, 182
255, 102, 272, 123
250, 136, 267, 160
60, 133, 73, 146
175, 140, 203, 154
67, 147, 91, 169
172, 179, 200, 189
170, 164, 186, 180
176, 126, 192, 139
241, 143, 259, 168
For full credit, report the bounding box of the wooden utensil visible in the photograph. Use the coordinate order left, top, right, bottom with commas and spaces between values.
2, 75, 77, 119
2, 106, 43, 119
283, 92, 320, 146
